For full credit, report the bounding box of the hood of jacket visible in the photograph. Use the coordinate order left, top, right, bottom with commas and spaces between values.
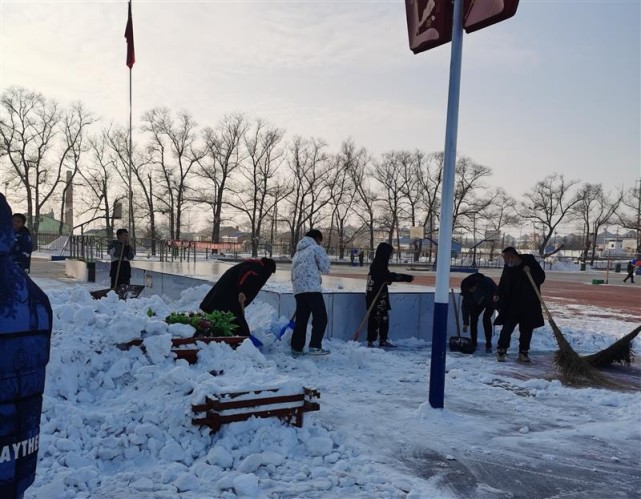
370, 242, 393, 272
296, 236, 317, 252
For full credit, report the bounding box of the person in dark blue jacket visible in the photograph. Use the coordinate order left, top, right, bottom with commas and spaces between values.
0, 194, 53, 499
460, 272, 498, 353
10, 213, 32, 273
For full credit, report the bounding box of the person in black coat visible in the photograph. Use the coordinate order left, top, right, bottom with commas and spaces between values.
623, 261, 635, 283
366, 242, 413, 348
460, 272, 497, 353
108, 229, 135, 288
200, 258, 276, 336
11, 213, 32, 273
494, 247, 545, 363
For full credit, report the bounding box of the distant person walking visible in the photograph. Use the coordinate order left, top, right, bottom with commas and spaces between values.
460, 272, 498, 353
623, 261, 635, 283
358, 250, 364, 267
108, 229, 134, 288
366, 242, 414, 348
290, 229, 331, 356
200, 258, 276, 336
494, 247, 546, 363
10, 213, 32, 273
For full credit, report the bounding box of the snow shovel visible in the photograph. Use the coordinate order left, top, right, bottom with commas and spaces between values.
352, 284, 385, 342
90, 243, 144, 300
90, 284, 145, 300
238, 293, 263, 348
276, 313, 296, 340
448, 289, 475, 354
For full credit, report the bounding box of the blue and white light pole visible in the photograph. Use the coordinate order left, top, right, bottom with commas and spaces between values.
429, 0, 464, 409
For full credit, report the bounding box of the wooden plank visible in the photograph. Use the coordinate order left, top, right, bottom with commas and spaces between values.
206, 393, 306, 411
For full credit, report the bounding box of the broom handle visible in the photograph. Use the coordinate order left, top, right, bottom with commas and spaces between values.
112, 241, 126, 290
523, 267, 553, 323
523, 266, 572, 349
353, 284, 385, 341
450, 288, 461, 337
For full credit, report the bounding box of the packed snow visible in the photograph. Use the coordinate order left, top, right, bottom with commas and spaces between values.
23, 278, 641, 498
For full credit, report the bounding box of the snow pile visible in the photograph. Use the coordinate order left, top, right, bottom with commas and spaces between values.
23, 282, 641, 498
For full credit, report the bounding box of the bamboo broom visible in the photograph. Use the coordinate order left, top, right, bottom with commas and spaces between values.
523, 267, 607, 386
582, 325, 641, 368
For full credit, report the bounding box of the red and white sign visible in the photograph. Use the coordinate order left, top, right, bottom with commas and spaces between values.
405, 0, 453, 54
464, 0, 519, 34
405, 0, 520, 54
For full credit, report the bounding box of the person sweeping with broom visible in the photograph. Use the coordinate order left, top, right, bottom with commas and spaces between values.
494, 247, 545, 363
366, 242, 414, 348
108, 229, 135, 289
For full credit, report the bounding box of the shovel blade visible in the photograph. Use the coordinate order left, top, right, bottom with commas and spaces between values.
90, 284, 145, 300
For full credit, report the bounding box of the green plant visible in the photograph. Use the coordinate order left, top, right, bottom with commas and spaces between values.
147, 307, 155, 317
164, 311, 238, 337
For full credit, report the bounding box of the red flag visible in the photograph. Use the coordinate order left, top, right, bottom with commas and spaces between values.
124, 2, 135, 68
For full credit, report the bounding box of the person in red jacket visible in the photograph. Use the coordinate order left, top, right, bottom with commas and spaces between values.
200, 258, 276, 336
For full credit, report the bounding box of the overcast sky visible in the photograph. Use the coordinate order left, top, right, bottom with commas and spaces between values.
1, 0, 640, 204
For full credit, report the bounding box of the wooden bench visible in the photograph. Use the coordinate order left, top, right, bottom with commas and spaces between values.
192, 387, 320, 432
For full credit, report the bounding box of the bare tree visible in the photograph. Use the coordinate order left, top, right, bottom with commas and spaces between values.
141, 108, 204, 240
326, 140, 359, 259
106, 127, 157, 252
452, 156, 493, 235
281, 136, 330, 256
57, 102, 96, 235
521, 174, 581, 256
196, 113, 248, 242
347, 147, 378, 255
415, 152, 443, 263
616, 181, 641, 254
374, 151, 409, 250
399, 150, 431, 261
573, 183, 623, 264
77, 130, 122, 239
478, 187, 518, 261
0, 87, 93, 245
228, 119, 285, 257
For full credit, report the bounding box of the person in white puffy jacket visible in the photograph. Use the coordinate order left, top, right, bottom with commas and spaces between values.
290, 229, 331, 356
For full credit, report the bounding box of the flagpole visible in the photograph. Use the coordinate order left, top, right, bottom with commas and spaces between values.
128, 62, 133, 239
127, 0, 134, 245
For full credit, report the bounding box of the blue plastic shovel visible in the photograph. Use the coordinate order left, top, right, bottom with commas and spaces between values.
248, 334, 263, 348
276, 314, 296, 340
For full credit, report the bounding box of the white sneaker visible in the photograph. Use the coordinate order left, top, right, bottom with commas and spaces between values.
308, 347, 330, 356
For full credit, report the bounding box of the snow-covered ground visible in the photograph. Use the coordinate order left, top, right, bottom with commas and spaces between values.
25, 278, 641, 498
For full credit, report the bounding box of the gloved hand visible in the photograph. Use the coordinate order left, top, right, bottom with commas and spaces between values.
401, 274, 414, 282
